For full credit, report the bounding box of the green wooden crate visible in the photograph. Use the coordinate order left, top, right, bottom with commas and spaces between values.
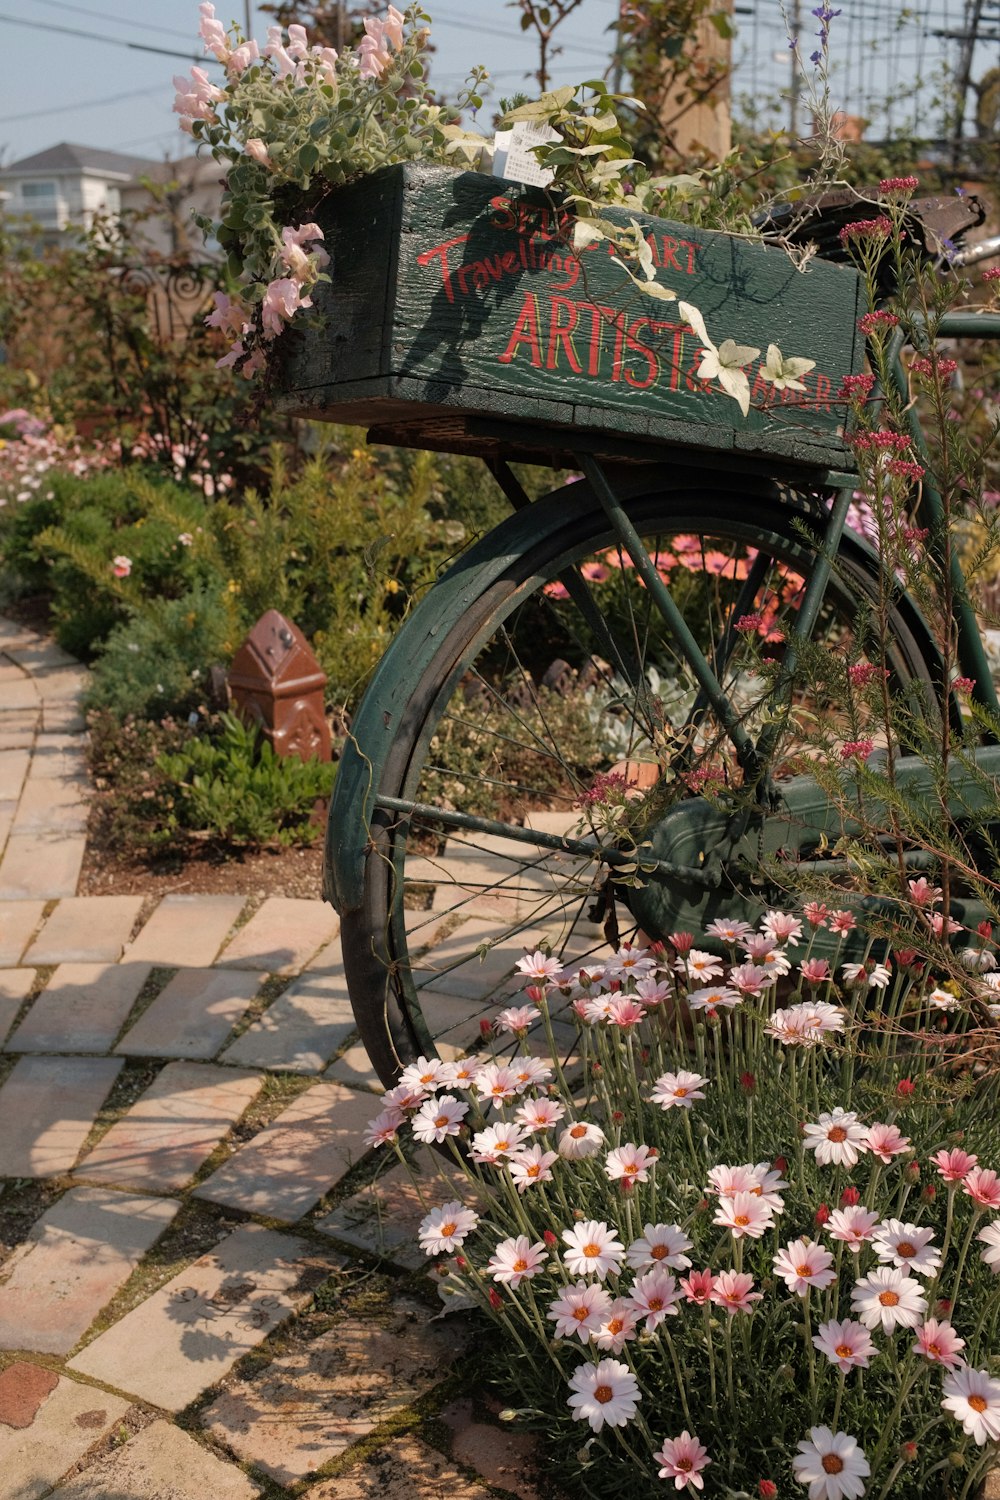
277, 162, 864, 473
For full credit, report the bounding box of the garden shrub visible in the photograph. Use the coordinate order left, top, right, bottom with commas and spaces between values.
155, 711, 335, 847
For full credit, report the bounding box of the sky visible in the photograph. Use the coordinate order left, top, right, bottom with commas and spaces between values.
0, 1, 991, 170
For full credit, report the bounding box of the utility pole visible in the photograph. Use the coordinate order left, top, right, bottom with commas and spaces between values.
951, 0, 987, 168
335, 1, 347, 54
244, 0, 253, 41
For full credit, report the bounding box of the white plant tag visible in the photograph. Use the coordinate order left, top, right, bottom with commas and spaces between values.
491, 120, 559, 187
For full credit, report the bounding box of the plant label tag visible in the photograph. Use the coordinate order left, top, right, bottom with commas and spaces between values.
491, 121, 558, 187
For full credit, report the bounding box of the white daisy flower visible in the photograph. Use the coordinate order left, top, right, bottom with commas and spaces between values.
417, 1201, 479, 1256
515, 1096, 566, 1132
562, 1220, 625, 1280
558, 1120, 605, 1159
851, 1266, 927, 1333
629, 1267, 681, 1329
566, 1357, 641, 1431
487, 1235, 548, 1287
507, 1144, 558, 1193
548, 1280, 613, 1341
605, 1143, 657, 1187
977, 1219, 1000, 1272
803, 1108, 869, 1168
649, 1069, 708, 1110
625, 1223, 693, 1271
773, 1237, 836, 1296
872, 1219, 941, 1277
411, 1093, 468, 1144
942, 1365, 1000, 1443
812, 1318, 877, 1373
792, 1426, 870, 1500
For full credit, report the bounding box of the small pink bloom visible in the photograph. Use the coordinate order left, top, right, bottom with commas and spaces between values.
865, 1122, 911, 1163
932, 1147, 978, 1182
914, 1317, 965, 1368
799, 958, 831, 983
908, 875, 942, 907
841, 737, 874, 760
680, 1269, 716, 1305
773, 1236, 836, 1296
803, 901, 830, 927
245, 138, 274, 168
653, 1430, 712, 1491
112, 555, 132, 578
964, 1166, 1000, 1209
813, 1316, 877, 1371
261, 276, 311, 337
710, 1269, 762, 1316
829, 909, 857, 934
630, 1267, 681, 1329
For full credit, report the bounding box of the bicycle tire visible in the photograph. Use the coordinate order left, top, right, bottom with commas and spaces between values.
334, 473, 942, 1086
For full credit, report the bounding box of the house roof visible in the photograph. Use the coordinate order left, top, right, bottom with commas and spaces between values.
0, 143, 162, 179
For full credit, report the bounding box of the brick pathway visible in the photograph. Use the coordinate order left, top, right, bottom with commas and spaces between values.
0, 617, 554, 1500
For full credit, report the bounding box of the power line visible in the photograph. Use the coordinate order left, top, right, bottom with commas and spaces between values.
31, 0, 195, 42
0, 12, 207, 63
0, 84, 153, 125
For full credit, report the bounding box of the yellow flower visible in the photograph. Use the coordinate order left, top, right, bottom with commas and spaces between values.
384, 578, 401, 594
226, 579, 241, 595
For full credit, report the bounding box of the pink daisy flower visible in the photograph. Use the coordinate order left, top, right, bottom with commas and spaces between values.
654, 1430, 712, 1491
762, 909, 803, 944
562, 1220, 626, 1280
566, 1357, 640, 1432
507, 1145, 559, 1193
487, 1235, 548, 1287
605, 1143, 657, 1187
417, 1201, 479, 1256
687, 984, 742, 1011
710, 1269, 762, 1315
942, 1365, 1000, 1443
714, 1192, 774, 1240
800, 957, 832, 984
678, 948, 724, 983
515, 949, 564, 983
728, 962, 769, 996
470, 1121, 529, 1164
548, 1280, 613, 1341
557, 1120, 605, 1159
964, 1166, 1000, 1209
398, 1054, 450, 1095
381, 1082, 425, 1111
605, 996, 647, 1028
914, 1317, 965, 1368
864, 1122, 911, 1163
649, 1070, 708, 1110
851, 1266, 927, 1332
813, 1317, 877, 1372
773, 1236, 836, 1296
494, 1004, 536, 1035
473, 1062, 520, 1110
629, 1267, 681, 1329
626, 1223, 693, 1271
707, 1163, 758, 1197
363, 1107, 404, 1148
826, 1205, 879, 1252
932, 1147, 978, 1182
705, 917, 752, 943
803, 1108, 869, 1168
829, 909, 857, 934
411, 1093, 468, 1144
872, 1219, 941, 1277
592, 1298, 640, 1353
515, 1096, 566, 1132
680, 1269, 716, 1305
510, 1057, 552, 1091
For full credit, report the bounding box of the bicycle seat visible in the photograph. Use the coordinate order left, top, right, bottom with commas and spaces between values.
755, 188, 988, 287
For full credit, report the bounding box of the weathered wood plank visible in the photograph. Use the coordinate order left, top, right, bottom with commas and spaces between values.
278, 163, 863, 473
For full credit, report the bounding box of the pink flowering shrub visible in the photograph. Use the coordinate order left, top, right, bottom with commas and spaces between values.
370, 908, 1000, 1498
177, 4, 487, 378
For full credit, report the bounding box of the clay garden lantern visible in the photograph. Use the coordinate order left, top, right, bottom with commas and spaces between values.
228, 609, 332, 762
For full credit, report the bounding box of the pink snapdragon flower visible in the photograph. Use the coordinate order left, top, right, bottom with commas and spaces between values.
199, 2, 230, 62
172, 66, 224, 130
245, 138, 275, 168
261, 277, 312, 337
279, 221, 330, 280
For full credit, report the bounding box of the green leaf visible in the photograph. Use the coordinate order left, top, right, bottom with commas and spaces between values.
708, 11, 736, 38
298, 142, 319, 172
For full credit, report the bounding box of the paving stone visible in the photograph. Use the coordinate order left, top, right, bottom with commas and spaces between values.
203, 1298, 469, 1484
0, 900, 45, 965
0, 1055, 123, 1178
74, 1061, 262, 1192
41, 703, 86, 734
24, 896, 145, 964
28, 734, 87, 780
4, 639, 78, 675
28, 666, 89, 704
0, 749, 30, 801
67, 1224, 320, 1410
194, 1081, 375, 1219
303, 1435, 486, 1499
6, 961, 152, 1054
440, 1396, 546, 1500
0, 799, 15, 852
0, 727, 36, 752
0, 1186, 180, 1354
50, 1418, 260, 1500
217, 897, 339, 974
315, 1150, 466, 1269
0, 1363, 58, 1426
0, 677, 41, 711
0, 1370, 129, 1500
323, 1041, 379, 1092
124, 893, 246, 968
411, 917, 536, 1001
116, 967, 263, 1059
304, 936, 344, 970
0, 968, 35, 1044
11, 774, 89, 834
220, 970, 355, 1074
0, 829, 86, 899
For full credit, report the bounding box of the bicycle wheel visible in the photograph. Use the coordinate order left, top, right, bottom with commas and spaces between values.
334, 469, 941, 1085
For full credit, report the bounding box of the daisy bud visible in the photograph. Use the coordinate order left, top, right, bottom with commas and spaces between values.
455, 1255, 468, 1269
900, 1442, 918, 1462
648, 941, 666, 957
669, 931, 694, 953
591, 1062, 603, 1076
611, 1110, 625, 1123
949, 1452, 966, 1469
921, 1184, 937, 1201
897, 1078, 916, 1097
840, 1186, 861, 1206
640, 1047, 650, 1063
814, 1202, 831, 1226
905, 1160, 921, 1183
759, 1484, 779, 1499
774, 1156, 788, 1174
696, 1198, 710, 1213
740, 1071, 757, 1093
489, 1288, 503, 1311
525, 984, 547, 1005
979, 921, 993, 939
543, 1230, 558, 1248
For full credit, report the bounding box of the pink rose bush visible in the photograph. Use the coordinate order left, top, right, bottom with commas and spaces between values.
368, 907, 1000, 1496
177, 4, 486, 379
